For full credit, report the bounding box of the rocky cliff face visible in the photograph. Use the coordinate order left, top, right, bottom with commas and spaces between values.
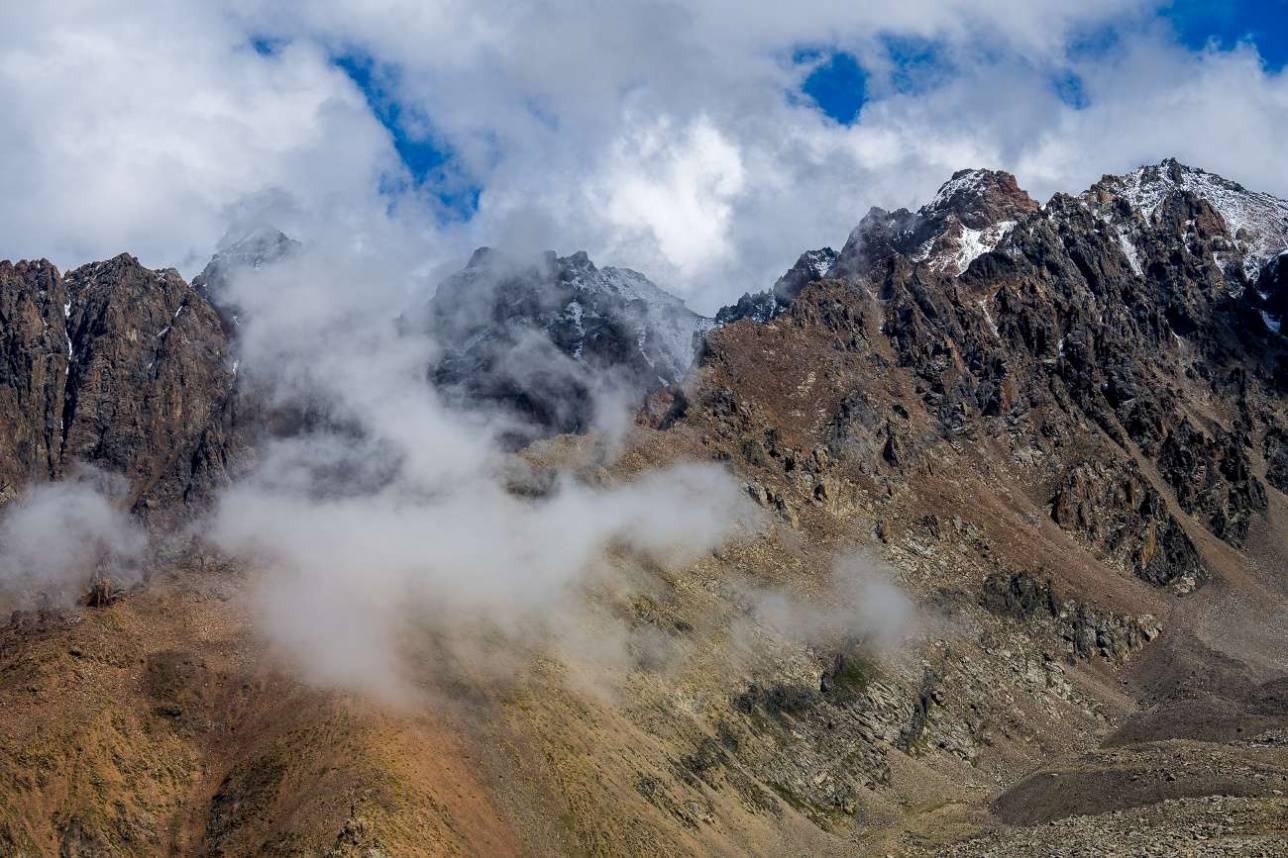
0, 254, 237, 515
0, 260, 71, 495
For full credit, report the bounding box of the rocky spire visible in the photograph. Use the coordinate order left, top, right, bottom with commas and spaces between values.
831, 169, 1039, 281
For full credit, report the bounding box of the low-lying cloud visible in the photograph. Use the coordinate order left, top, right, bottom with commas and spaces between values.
0, 469, 147, 607
202, 241, 758, 697
749, 554, 921, 656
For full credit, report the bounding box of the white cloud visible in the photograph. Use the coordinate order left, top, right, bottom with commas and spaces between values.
0, 2, 398, 272
0, 470, 147, 605
205, 242, 758, 697
597, 115, 746, 275
3, 1, 1288, 313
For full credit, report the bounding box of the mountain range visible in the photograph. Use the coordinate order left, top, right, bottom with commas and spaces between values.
1, 159, 1287, 855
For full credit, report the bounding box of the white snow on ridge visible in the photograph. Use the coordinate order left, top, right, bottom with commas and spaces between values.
1101, 162, 1288, 277
1117, 228, 1144, 276
1262, 310, 1282, 335
932, 219, 1016, 276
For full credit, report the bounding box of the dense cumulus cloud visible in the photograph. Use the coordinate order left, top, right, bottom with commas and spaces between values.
3, 2, 1287, 311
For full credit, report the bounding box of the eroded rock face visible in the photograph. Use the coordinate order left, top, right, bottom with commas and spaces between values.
982, 572, 1162, 661
1264, 426, 1288, 494
0, 260, 72, 489
1051, 460, 1206, 592
1156, 420, 1266, 548
0, 255, 237, 516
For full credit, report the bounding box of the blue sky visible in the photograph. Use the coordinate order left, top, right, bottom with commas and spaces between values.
1165, 0, 1288, 70
798, 1, 1288, 126
334, 54, 479, 220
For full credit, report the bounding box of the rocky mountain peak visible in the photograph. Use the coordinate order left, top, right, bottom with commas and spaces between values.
924, 168, 1040, 230
831, 169, 1039, 282
191, 226, 300, 313
0, 252, 236, 516
427, 247, 711, 436
717, 171, 1040, 325
1085, 158, 1288, 277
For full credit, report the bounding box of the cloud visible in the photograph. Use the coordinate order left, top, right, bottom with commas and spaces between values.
0, 2, 398, 272
0, 469, 148, 606
597, 115, 747, 275
203, 242, 758, 698
3, 1, 1288, 316
748, 554, 920, 656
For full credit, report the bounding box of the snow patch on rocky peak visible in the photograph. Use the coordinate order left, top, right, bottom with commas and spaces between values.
799, 249, 835, 280
1117, 228, 1144, 277
931, 220, 1016, 276
930, 170, 992, 210
1096, 160, 1288, 277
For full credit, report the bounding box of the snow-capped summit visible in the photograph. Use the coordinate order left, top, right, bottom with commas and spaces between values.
427, 248, 711, 435
832, 168, 1039, 281
714, 170, 1039, 325
1085, 158, 1288, 278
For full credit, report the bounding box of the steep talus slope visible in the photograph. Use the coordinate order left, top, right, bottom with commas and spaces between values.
0, 159, 1287, 855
